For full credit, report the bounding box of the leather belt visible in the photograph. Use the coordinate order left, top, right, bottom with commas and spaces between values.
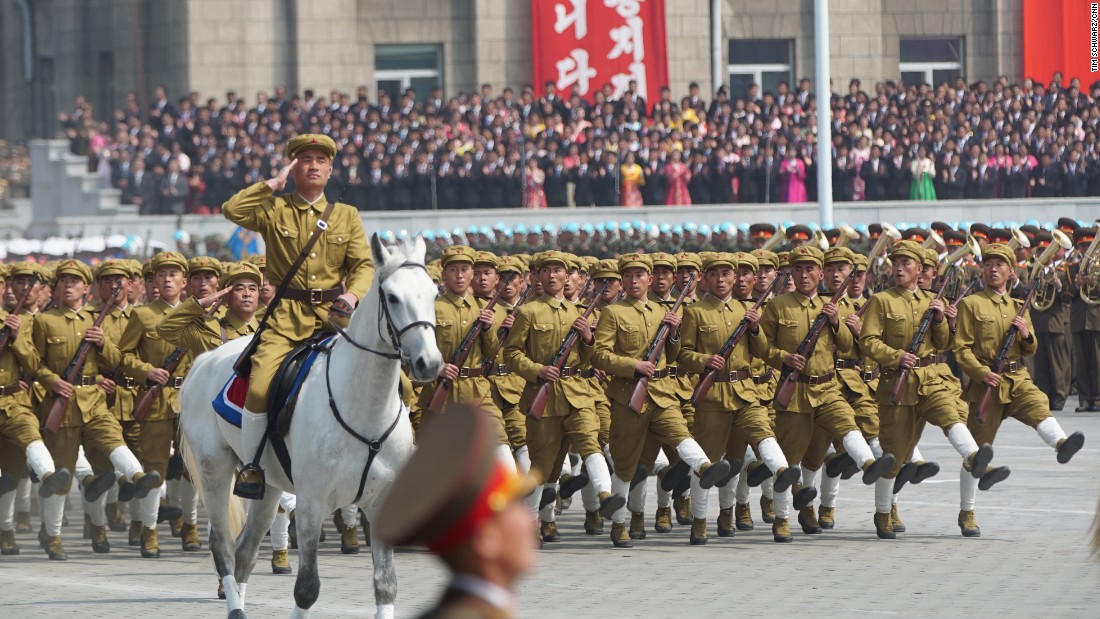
915, 353, 947, 368
284, 286, 342, 305
456, 367, 487, 379
862, 368, 881, 382
120, 376, 137, 389
835, 359, 862, 370
74, 376, 97, 387
166, 376, 185, 388
1000, 359, 1024, 373
579, 368, 597, 379
559, 366, 585, 378
752, 369, 776, 385
796, 372, 835, 385
0, 381, 26, 396
713, 369, 752, 383
664, 365, 681, 378
649, 367, 677, 380
489, 363, 511, 377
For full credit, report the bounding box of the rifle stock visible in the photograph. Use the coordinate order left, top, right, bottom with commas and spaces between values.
428, 273, 517, 414
773, 271, 855, 409
627, 274, 696, 413
691, 272, 790, 406
45, 282, 121, 433
977, 281, 1038, 423
527, 281, 610, 420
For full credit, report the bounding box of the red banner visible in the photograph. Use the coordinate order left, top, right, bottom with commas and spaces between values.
531, 0, 669, 104
1022, 0, 1100, 84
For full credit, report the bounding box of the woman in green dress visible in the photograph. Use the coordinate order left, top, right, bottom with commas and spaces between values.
909, 145, 937, 201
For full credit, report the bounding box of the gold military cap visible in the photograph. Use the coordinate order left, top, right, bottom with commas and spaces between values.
618, 253, 652, 272
734, 251, 760, 272
888, 240, 924, 264
285, 133, 337, 160
752, 249, 779, 269
675, 252, 703, 271
703, 252, 737, 272
220, 261, 263, 289
824, 247, 856, 266
649, 252, 677, 271
534, 250, 570, 270
982, 243, 1016, 267
851, 254, 869, 271
789, 246, 824, 267
440, 245, 477, 267
246, 254, 268, 270
54, 259, 93, 284
187, 256, 223, 276
94, 259, 131, 280
150, 251, 189, 274
592, 259, 620, 280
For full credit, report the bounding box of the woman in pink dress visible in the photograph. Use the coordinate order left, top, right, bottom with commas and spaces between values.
780, 147, 808, 203
523, 159, 547, 209
664, 150, 692, 206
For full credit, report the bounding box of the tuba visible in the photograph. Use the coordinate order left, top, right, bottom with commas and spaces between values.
921, 229, 945, 250
868, 223, 901, 293
1078, 231, 1100, 306
760, 225, 788, 252
1030, 229, 1074, 311
835, 225, 860, 248
938, 234, 982, 301
1007, 228, 1032, 251
811, 229, 831, 251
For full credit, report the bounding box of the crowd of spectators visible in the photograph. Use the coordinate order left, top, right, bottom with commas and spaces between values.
53, 71, 1100, 214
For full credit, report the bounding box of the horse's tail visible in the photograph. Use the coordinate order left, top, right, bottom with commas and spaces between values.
178, 427, 245, 539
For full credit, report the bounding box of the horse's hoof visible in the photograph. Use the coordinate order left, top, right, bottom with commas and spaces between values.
228, 610, 247, 619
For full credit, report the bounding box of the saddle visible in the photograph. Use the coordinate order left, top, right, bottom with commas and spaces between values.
269, 334, 335, 437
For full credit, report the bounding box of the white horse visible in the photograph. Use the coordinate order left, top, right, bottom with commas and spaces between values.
179, 234, 442, 619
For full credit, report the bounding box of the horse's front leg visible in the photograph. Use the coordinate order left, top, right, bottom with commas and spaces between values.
233, 486, 281, 607
290, 501, 325, 618
370, 520, 398, 619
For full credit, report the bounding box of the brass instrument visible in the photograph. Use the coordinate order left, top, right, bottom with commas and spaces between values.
760, 225, 787, 252
868, 223, 901, 293
811, 229, 831, 251
1078, 231, 1100, 306
921, 229, 945, 250
836, 225, 860, 248
1007, 228, 1031, 251
938, 234, 982, 301
1030, 229, 1073, 311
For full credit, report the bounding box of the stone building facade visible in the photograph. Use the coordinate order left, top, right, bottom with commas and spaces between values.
1, 0, 1024, 141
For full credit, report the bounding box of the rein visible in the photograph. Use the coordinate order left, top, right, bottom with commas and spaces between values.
322, 259, 433, 503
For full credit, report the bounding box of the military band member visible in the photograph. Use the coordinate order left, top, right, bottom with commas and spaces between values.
33, 259, 157, 560
860, 241, 1008, 539
503, 251, 622, 545
1068, 228, 1100, 412
1029, 232, 1072, 411
119, 252, 196, 557
678, 252, 796, 545
223, 134, 374, 499
760, 246, 894, 543
591, 253, 730, 548
954, 242, 1085, 537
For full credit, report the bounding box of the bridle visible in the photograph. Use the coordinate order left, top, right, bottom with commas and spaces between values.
328, 261, 436, 361
321, 259, 436, 503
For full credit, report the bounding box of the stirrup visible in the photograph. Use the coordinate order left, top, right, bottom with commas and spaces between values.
233, 464, 266, 500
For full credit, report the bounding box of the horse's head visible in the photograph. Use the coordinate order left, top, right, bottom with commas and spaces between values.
359, 233, 442, 381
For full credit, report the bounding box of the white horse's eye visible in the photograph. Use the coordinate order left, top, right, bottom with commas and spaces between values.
386, 293, 400, 305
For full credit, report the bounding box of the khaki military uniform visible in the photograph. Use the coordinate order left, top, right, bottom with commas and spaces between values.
32, 306, 128, 490
954, 289, 1047, 445
419, 292, 505, 443
760, 291, 861, 465
157, 297, 257, 354
591, 297, 693, 482
0, 310, 40, 482
0, 309, 41, 452
860, 287, 964, 475
120, 299, 194, 479
503, 295, 600, 486
677, 296, 773, 464
223, 182, 374, 413
487, 300, 528, 451
86, 302, 141, 473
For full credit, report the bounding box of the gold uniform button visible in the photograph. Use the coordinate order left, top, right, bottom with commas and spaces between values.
310, 275, 316, 281
310, 252, 316, 258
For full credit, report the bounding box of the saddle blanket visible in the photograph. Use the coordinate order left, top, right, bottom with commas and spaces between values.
212, 336, 332, 427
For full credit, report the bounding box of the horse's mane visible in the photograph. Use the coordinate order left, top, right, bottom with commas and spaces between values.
374, 237, 424, 283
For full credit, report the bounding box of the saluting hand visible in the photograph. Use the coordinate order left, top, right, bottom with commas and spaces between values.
266, 159, 299, 192
200, 286, 232, 309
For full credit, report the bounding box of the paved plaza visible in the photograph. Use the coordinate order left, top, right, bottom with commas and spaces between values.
2, 403, 1100, 618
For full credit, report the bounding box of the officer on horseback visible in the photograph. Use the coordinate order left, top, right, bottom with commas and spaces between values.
222, 134, 375, 499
